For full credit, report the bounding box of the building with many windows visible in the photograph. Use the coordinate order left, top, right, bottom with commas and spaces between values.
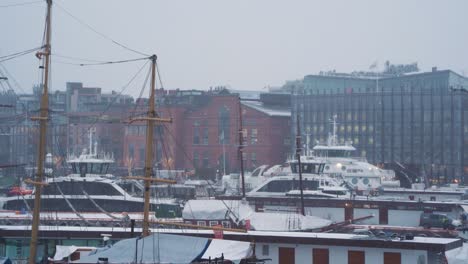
123, 88, 291, 179
291, 69, 468, 184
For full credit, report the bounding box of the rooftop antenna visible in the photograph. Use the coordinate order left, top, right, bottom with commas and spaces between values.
88, 127, 97, 156
328, 114, 338, 146
295, 114, 305, 216
238, 97, 246, 198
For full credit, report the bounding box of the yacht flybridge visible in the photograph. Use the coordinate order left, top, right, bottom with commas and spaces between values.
66, 129, 114, 177
305, 115, 399, 191
248, 158, 349, 198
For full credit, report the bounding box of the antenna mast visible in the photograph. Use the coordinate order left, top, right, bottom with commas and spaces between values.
29, 0, 52, 263
238, 97, 246, 198
295, 114, 305, 216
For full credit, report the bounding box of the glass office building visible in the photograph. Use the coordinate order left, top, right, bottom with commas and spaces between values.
291, 70, 468, 184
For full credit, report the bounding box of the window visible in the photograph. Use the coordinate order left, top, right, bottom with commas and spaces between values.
218, 106, 230, 144
348, 250, 365, 264
209, 221, 219, 226
384, 252, 401, 264
251, 153, 257, 165
241, 128, 248, 142
193, 128, 200, 145
129, 144, 134, 158
139, 148, 145, 165
202, 152, 210, 167
221, 221, 231, 228
250, 129, 258, 145
197, 221, 206, 226
202, 127, 209, 145
193, 152, 199, 168
262, 245, 269, 256
313, 248, 329, 264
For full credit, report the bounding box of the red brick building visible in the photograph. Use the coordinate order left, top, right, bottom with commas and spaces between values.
123, 89, 291, 179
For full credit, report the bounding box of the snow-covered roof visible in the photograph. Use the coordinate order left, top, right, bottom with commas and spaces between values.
241, 101, 290, 117
247, 212, 331, 231
54, 245, 96, 261
183, 200, 251, 220
75, 233, 209, 264
201, 239, 252, 261
182, 199, 332, 231
0, 225, 461, 251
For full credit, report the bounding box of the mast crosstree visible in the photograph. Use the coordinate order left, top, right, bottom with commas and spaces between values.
127, 55, 172, 237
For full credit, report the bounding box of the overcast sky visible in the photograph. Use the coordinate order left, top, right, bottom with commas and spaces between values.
1, 0, 468, 97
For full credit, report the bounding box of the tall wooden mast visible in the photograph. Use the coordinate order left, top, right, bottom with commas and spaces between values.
29, 0, 52, 263
238, 97, 246, 198
140, 55, 172, 237
142, 55, 157, 237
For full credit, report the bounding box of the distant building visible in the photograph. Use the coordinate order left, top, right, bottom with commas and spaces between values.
123, 88, 291, 179
290, 69, 468, 184
64, 82, 134, 167
0, 89, 17, 169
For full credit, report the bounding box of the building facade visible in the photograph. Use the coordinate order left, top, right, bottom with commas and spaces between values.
291, 69, 468, 184
123, 89, 291, 179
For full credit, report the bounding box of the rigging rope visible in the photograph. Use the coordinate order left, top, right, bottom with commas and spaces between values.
52, 56, 150, 67
0, 46, 43, 63
76, 59, 149, 143
55, 1, 150, 57
81, 188, 121, 220
54, 182, 90, 225
0, 0, 42, 8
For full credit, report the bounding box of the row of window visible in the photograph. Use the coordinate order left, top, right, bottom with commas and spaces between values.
187, 220, 231, 228
193, 128, 259, 145
271, 246, 404, 264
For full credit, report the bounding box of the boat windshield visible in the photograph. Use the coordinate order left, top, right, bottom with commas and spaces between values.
290, 163, 324, 174
71, 162, 110, 176
316, 149, 352, 158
